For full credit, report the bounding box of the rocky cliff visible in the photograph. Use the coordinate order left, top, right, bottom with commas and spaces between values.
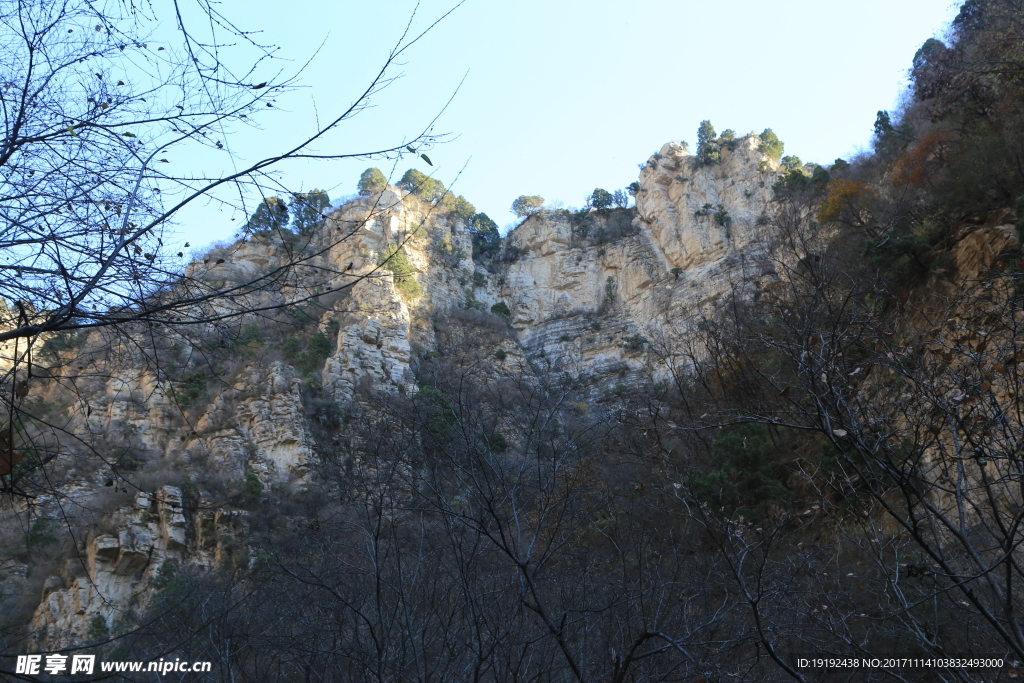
8, 134, 789, 648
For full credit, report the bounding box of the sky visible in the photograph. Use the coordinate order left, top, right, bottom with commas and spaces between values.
173, 0, 962, 246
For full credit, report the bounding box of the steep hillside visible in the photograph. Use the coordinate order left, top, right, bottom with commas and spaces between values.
7, 0, 1024, 673
2, 134, 787, 652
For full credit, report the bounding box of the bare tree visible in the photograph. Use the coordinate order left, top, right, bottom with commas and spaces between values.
661, 199, 1024, 671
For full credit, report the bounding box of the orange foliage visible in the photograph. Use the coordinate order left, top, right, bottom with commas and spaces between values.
817, 179, 871, 224
891, 130, 953, 187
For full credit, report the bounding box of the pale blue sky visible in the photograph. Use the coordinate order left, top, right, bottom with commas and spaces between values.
176, 0, 960, 245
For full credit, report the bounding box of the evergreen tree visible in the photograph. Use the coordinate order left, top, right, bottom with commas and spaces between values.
511, 195, 545, 217
873, 110, 895, 139
719, 129, 737, 150
357, 168, 387, 195
696, 120, 720, 165
873, 110, 902, 155
588, 188, 614, 210
246, 197, 289, 233
758, 129, 784, 161
398, 169, 448, 204
470, 213, 501, 258
780, 156, 803, 171
449, 196, 476, 223
291, 190, 330, 235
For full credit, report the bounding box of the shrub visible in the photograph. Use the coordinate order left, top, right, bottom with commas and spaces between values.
479, 432, 508, 453
284, 331, 333, 377
810, 165, 831, 185
87, 614, 110, 643
490, 301, 511, 318
817, 178, 871, 224
38, 329, 84, 363
687, 423, 788, 520
713, 207, 732, 227
774, 169, 812, 195
865, 229, 932, 286
242, 472, 263, 504
172, 369, 209, 408
720, 129, 738, 150
282, 336, 301, 361
378, 244, 421, 297
501, 245, 528, 263
623, 334, 647, 351
472, 271, 487, 288
112, 449, 140, 472
463, 289, 483, 310
603, 276, 617, 306
25, 517, 57, 550
417, 384, 458, 442
230, 324, 263, 357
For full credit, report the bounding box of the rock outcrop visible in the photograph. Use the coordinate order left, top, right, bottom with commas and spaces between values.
27, 485, 235, 649
16, 135, 788, 647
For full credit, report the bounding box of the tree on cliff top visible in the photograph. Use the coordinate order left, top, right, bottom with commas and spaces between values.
358, 168, 389, 195
696, 120, 721, 165
290, 190, 331, 235
245, 197, 290, 234
511, 195, 545, 217
588, 188, 614, 210
758, 128, 784, 161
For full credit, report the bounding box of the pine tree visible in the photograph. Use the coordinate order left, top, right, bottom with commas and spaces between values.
696, 120, 720, 165
357, 168, 387, 195
588, 188, 614, 210
246, 197, 289, 233
758, 128, 784, 161
470, 213, 501, 258
511, 195, 545, 217
291, 190, 330, 235
398, 169, 448, 204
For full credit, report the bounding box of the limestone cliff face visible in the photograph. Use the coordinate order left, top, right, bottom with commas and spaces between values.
17, 136, 786, 646
499, 135, 780, 383
28, 485, 246, 650
637, 137, 776, 270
